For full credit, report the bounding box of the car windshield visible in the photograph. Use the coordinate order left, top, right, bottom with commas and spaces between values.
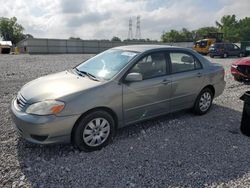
199, 40, 207, 48
76, 49, 138, 80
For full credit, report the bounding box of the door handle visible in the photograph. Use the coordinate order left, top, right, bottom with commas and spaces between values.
196, 72, 202, 77
161, 79, 171, 85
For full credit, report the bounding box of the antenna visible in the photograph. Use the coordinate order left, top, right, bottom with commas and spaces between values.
135, 15, 141, 39
128, 18, 133, 40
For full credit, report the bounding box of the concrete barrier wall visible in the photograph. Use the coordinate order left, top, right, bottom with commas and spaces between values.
17, 38, 194, 54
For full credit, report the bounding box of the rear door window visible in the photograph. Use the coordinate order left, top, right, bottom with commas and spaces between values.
169, 52, 202, 74
233, 44, 240, 50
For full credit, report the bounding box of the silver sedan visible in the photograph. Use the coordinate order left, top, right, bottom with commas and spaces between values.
11, 45, 226, 151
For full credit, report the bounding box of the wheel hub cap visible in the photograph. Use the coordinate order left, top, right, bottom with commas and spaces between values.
83, 118, 110, 147
199, 92, 212, 112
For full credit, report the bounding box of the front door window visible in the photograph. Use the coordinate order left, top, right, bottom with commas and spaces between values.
129, 52, 167, 80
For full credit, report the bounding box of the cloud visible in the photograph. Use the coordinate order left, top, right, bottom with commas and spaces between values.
0, 0, 249, 40
67, 12, 111, 27
60, 0, 85, 14
215, 0, 250, 20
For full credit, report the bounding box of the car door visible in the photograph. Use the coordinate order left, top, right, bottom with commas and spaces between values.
122, 51, 171, 125
232, 44, 241, 56
226, 43, 237, 56
168, 51, 205, 112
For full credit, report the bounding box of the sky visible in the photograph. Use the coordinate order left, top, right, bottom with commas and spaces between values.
0, 0, 250, 40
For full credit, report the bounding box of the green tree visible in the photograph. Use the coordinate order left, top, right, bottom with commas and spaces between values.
161, 15, 250, 43
194, 27, 219, 40
0, 17, 24, 44
216, 15, 239, 42
238, 17, 250, 41
111, 36, 121, 42
180, 28, 193, 42
23, 34, 33, 39
69, 37, 81, 40
161, 29, 182, 42
161, 28, 196, 42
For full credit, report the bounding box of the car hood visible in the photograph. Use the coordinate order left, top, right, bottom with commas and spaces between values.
20, 70, 102, 103
233, 57, 250, 66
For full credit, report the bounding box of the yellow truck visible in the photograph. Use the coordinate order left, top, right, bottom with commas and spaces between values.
193, 38, 216, 55
193, 33, 223, 55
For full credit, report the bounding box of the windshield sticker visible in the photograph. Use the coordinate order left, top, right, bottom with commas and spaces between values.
121, 52, 137, 57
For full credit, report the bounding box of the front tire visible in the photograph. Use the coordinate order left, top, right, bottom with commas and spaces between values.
234, 75, 243, 82
193, 88, 213, 115
73, 110, 115, 151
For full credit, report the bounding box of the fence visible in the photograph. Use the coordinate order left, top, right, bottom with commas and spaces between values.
17, 38, 194, 54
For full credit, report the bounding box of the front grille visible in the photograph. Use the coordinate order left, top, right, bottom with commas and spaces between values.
238, 65, 250, 77
16, 93, 27, 111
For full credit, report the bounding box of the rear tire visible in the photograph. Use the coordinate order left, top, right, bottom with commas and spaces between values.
73, 110, 115, 151
193, 88, 214, 115
238, 53, 244, 58
222, 53, 228, 58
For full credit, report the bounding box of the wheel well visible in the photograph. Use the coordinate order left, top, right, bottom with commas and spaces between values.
71, 107, 118, 143
202, 85, 215, 97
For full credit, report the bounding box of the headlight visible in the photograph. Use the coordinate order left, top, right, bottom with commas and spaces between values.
26, 100, 65, 115
231, 64, 238, 69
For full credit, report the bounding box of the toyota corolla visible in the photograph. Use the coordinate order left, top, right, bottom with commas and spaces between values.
11, 45, 226, 151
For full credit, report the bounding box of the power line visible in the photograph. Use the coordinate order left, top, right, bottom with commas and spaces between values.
128, 18, 133, 40
135, 15, 141, 39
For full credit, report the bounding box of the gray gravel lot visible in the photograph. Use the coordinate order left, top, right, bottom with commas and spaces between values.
0, 54, 250, 188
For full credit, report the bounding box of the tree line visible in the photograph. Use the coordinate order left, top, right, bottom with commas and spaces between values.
1, 15, 250, 45
161, 15, 250, 43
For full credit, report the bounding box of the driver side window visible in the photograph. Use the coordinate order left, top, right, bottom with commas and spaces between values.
129, 52, 167, 80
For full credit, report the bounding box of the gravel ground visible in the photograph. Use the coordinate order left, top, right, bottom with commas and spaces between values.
0, 54, 250, 188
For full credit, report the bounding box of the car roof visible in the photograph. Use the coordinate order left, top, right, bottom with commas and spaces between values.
112, 44, 185, 53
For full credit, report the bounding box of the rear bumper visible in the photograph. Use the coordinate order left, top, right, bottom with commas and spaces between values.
10, 99, 80, 144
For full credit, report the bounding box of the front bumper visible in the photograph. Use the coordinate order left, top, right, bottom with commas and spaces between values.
231, 67, 250, 79
11, 99, 80, 144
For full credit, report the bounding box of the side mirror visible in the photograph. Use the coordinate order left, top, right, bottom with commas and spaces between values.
125, 72, 143, 82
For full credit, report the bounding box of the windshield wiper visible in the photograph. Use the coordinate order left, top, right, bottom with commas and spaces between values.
74, 68, 85, 77
74, 68, 100, 81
